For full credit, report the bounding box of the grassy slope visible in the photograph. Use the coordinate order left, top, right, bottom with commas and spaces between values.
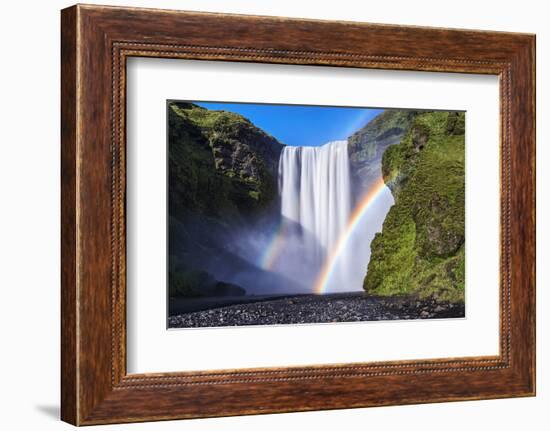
363, 111, 466, 303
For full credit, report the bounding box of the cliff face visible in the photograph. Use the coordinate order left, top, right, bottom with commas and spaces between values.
168, 101, 283, 222
363, 111, 466, 303
168, 102, 286, 298
347, 110, 419, 194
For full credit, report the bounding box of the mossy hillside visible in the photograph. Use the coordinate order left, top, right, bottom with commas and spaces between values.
169, 102, 284, 221
347, 109, 419, 193
168, 102, 284, 297
364, 111, 465, 303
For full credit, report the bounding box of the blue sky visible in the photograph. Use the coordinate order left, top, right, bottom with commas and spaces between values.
195, 102, 383, 147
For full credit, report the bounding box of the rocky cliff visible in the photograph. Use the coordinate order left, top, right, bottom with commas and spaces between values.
348, 110, 419, 195
168, 101, 283, 222
363, 111, 466, 303
168, 101, 286, 297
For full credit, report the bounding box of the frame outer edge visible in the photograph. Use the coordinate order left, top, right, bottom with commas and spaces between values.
61, 5, 79, 426
531, 34, 536, 396
526, 35, 536, 396
506, 35, 536, 395
523, 34, 536, 395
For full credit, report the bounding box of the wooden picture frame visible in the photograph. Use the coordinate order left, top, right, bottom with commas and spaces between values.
61, 4, 536, 425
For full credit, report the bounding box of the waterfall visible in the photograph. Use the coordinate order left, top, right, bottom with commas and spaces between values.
278, 141, 352, 290
226, 138, 394, 295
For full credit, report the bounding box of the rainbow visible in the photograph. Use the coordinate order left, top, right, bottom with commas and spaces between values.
258, 223, 287, 270
313, 177, 388, 294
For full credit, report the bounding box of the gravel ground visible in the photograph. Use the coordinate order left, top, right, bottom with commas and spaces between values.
168, 292, 464, 328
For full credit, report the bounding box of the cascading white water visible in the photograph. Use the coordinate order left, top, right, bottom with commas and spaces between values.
278, 140, 352, 289
227, 138, 394, 294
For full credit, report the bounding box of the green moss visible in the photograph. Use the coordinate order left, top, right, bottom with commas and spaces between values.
364, 215, 416, 295
364, 111, 466, 303
248, 190, 260, 200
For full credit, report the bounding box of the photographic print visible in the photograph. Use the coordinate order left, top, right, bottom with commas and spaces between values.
167, 101, 466, 328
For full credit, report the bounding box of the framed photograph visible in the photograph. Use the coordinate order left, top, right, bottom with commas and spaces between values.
61, 4, 535, 425
165, 101, 466, 329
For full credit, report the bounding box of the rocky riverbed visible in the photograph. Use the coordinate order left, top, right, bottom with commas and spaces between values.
168, 292, 464, 328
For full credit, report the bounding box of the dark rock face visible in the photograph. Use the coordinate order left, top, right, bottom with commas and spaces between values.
363, 111, 466, 303
168, 268, 246, 298
347, 110, 419, 197
411, 124, 429, 152
445, 111, 466, 135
